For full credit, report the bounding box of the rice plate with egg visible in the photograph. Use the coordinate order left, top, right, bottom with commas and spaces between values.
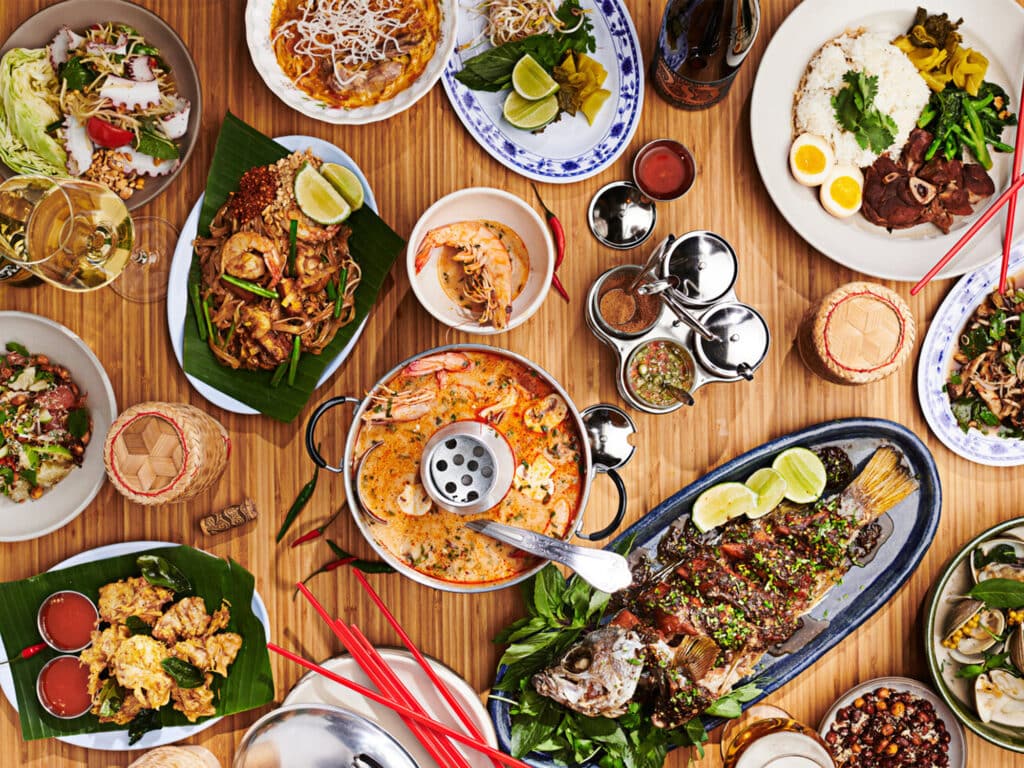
794, 31, 930, 167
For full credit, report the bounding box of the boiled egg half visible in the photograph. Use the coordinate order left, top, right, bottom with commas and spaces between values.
789, 134, 834, 187
819, 165, 864, 219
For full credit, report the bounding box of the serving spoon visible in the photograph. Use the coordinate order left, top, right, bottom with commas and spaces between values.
463, 520, 633, 593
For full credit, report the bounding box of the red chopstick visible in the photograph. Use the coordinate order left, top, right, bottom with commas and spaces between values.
267, 643, 533, 768
294, 582, 466, 768
351, 570, 504, 768
344, 622, 472, 768
911, 172, 1024, 294
999, 76, 1024, 292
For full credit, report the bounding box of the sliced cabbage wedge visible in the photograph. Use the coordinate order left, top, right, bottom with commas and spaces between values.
0, 48, 67, 175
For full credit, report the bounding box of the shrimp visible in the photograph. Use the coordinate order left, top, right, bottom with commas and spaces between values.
362, 387, 436, 423
413, 221, 514, 329
220, 232, 285, 288
402, 351, 472, 377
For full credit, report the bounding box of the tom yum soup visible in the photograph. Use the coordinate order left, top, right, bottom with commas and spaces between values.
354, 350, 585, 584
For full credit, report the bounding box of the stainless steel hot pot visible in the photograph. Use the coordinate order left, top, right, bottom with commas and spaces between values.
304, 344, 635, 593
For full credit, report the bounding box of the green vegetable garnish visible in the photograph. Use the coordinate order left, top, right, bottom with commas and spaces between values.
133, 128, 179, 161
128, 709, 161, 745
969, 577, 1024, 609
124, 616, 152, 637
161, 657, 205, 688
5, 341, 29, 356
220, 274, 278, 299
831, 71, 898, 154
137, 554, 192, 593
96, 678, 123, 718
287, 335, 301, 387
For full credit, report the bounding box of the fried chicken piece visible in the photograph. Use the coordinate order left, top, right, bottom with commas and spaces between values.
172, 672, 217, 722
152, 597, 211, 643
96, 689, 144, 725
205, 601, 232, 635
98, 577, 174, 624
111, 635, 174, 710
79, 624, 130, 696
172, 633, 243, 677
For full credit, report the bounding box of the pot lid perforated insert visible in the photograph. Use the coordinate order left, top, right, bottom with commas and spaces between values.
420, 421, 515, 515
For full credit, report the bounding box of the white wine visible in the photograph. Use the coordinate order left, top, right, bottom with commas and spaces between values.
724, 718, 835, 768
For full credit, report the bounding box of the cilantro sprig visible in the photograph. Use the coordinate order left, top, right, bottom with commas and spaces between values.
831, 71, 898, 153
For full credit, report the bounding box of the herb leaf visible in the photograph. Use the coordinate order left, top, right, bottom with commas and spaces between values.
160, 657, 205, 688
66, 408, 90, 439
969, 577, 1024, 608
128, 708, 161, 745
4, 341, 29, 356
96, 678, 123, 718
124, 616, 152, 636
137, 555, 192, 593
831, 71, 897, 153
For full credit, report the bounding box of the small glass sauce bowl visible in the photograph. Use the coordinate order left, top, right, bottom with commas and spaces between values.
632, 139, 696, 202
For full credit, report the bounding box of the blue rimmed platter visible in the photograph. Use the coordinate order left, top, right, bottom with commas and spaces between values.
489, 417, 941, 766
441, 0, 643, 183
918, 242, 1024, 466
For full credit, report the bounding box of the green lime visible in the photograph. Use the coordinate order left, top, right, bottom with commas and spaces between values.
321, 162, 365, 211
771, 447, 827, 504
511, 54, 559, 100
503, 91, 559, 130
691, 482, 759, 533
744, 467, 788, 519
294, 163, 351, 226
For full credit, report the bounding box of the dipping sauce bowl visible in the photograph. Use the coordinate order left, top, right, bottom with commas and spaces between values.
37, 655, 93, 719
625, 339, 696, 410
632, 139, 696, 202
37, 590, 98, 653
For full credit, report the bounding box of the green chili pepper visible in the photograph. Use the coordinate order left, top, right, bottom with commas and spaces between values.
333, 268, 348, 319
288, 219, 298, 277
190, 282, 207, 341
270, 362, 287, 388
221, 274, 279, 299
276, 456, 320, 542
287, 335, 301, 386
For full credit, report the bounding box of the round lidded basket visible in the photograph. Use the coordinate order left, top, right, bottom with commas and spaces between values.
104, 402, 230, 505
797, 282, 916, 385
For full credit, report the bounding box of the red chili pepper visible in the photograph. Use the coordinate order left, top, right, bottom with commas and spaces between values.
290, 509, 341, 547
1, 642, 47, 664
531, 183, 569, 303
86, 117, 135, 149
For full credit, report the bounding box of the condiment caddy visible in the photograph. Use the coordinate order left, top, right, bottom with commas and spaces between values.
586, 230, 770, 414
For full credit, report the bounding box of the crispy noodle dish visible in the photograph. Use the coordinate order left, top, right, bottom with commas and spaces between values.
193, 150, 361, 372
270, 0, 442, 109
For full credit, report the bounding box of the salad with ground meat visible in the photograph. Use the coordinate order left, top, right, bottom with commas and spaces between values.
0, 342, 91, 502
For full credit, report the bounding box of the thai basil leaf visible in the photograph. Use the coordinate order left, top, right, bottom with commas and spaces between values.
124, 616, 152, 636
160, 657, 205, 688
96, 678, 123, 718
67, 408, 90, 439
969, 577, 1024, 608
128, 708, 161, 745
137, 555, 192, 593
4, 341, 28, 356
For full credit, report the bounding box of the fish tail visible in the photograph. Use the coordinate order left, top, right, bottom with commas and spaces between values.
840, 446, 918, 519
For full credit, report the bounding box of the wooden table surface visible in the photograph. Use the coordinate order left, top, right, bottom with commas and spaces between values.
2, 0, 1022, 765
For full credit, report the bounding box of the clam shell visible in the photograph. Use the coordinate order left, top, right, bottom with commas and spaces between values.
943, 598, 984, 639
946, 606, 1005, 663
970, 538, 1024, 583
976, 669, 1024, 727
1011, 626, 1024, 674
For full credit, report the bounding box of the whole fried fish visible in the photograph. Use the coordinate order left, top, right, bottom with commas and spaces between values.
531, 626, 644, 718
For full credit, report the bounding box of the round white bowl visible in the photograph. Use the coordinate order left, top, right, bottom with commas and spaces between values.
406, 187, 555, 335
0, 312, 117, 541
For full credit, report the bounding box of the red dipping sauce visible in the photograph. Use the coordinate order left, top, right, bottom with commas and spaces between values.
633, 140, 696, 201
37, 655, 92, 719
38, 590, 97, 652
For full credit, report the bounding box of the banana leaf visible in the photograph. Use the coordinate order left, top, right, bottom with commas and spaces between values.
183, 112, 405, 422
0, 545, 273, 741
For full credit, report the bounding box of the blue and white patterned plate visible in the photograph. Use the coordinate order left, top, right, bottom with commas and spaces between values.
917, 242, 1024, 466
441, 0, 643, 183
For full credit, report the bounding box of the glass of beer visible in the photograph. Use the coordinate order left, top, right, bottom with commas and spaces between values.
0, 175, 134, 292
721, 704, 836, 768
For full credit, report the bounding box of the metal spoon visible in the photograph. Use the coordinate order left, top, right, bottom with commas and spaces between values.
661, 289, 722, 342
664, 383, 695, 406
464, 520, 633, 593
628, 234, 675, 292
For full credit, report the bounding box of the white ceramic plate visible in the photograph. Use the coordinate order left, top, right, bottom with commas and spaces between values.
0, 541, 270, 751
441, 0, 643, 183
166, 135, 377, 415
406, 187, 554, 334
284, 650, 497, 768
818, 676, 966, 767
244, 0, 457, 124
917, 242, 1024, 465
750, 0, 1024, 281
0, 312, 116, 542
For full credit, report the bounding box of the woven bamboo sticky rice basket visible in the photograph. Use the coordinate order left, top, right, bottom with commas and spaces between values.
104, 402, 230, 505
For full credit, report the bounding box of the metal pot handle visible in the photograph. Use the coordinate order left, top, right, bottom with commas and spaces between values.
305, 396, 360, 473
576, 468, 628, 541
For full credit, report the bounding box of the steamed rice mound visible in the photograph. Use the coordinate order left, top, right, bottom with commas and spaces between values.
794, 31, 930, 168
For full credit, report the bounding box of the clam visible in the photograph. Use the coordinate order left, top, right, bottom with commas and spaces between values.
943, 598, 1005, 662
975, 669, 1024, 726
1010, 625, 1024, 674
970, 538, 1024, 583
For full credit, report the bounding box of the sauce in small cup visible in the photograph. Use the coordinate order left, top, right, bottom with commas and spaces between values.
626, 339, 695, 409
632, 139, 696, 202
37, 655, 93, 719
37, 590, 98, 653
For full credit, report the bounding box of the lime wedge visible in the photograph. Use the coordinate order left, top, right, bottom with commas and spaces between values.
503, 92, 559, 130
744, 467, 788, 519
294, 163, 351, 226
512, 54, 559, 100
321, 163, 365, 211
771, 447, 827, 504
691, 482, 759, 533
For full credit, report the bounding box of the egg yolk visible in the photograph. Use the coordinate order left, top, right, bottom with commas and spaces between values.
829, 176, 861, 209
795, 144, 827, 175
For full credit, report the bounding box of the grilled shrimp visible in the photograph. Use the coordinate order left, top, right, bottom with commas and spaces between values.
220, 231, 285, 287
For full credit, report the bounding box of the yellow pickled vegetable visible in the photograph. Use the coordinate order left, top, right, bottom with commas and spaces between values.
891, 31, 988, 95
581, 89, 611, 125
559, 52, 576, 75
575, 53, 608, 87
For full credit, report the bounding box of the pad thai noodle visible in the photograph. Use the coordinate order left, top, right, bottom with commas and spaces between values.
192, 150, 361, 372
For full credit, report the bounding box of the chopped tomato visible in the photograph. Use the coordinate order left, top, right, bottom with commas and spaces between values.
86, 117, 134, 149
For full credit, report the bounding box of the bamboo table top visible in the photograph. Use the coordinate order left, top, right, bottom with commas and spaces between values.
2, 0, 1022, 766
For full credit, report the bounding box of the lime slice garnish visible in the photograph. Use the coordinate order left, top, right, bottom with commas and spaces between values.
294, 163, 351, 226
512, 54, 559, 100
320, 163, 365, 211
691, 482, 759, 533
744, 467, 788, 519
771, 447, 827, 504
503, 92, 559, 130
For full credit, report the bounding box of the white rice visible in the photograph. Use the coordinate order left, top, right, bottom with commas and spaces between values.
794, 31, 930, 167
